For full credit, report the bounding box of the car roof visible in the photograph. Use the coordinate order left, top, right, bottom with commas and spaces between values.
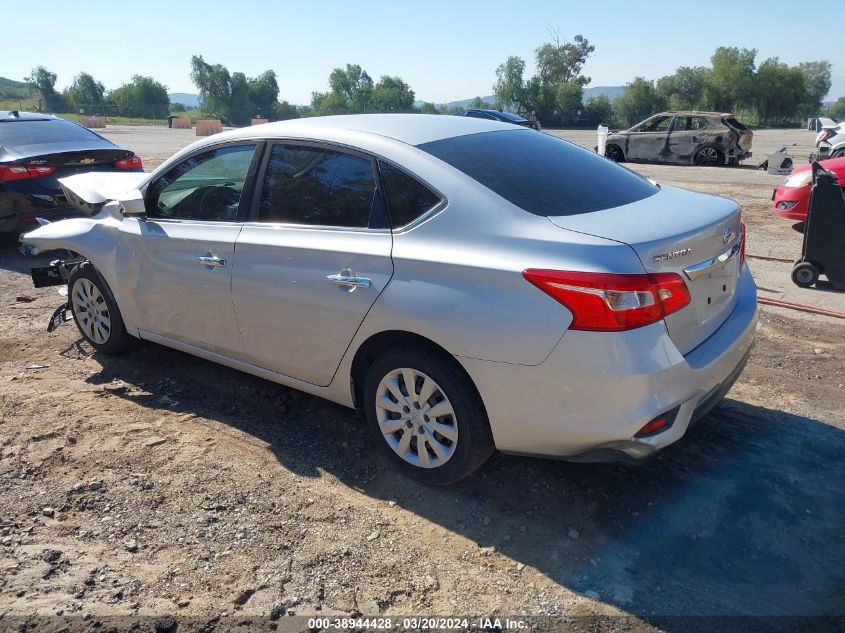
0, 110, 56, 122
660, 111, 734, 118
206, 114, 521, 147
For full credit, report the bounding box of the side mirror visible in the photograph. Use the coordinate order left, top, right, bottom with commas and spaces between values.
119, 190, 146, 218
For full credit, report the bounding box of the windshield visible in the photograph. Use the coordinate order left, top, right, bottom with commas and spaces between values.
0, 119, 105, 147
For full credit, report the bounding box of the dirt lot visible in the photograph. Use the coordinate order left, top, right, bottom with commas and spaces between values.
1, 125, 843, 630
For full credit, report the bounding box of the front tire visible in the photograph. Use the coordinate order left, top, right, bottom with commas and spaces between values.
68, 263, 131, 353
363, 347, 494, 485
605, 144, 625, 162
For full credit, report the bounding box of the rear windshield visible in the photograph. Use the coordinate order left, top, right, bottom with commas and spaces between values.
724, 117, 748, 131
417, 130, 658, 216
0, 119, 104, 147
491, 111, 525, 123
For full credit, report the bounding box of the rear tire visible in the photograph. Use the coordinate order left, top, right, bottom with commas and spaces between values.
363, 347, 494, 485
68, 263, 132, 354
791, 261, 820, 288
693, 145, 723, 166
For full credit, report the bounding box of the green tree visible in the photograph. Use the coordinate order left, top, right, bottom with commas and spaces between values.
418, 101, 438, 114
556, 82, 583, 126
328, 64, 373, 111
534, 33, 594, 87
248, 70, 279, 119
468, 96, 491, 109
190, 55, 232, 119
829, 97, 845, 120
371, 75, 415, 112
24, 66, 65, 112
799, 61, 832, 112
108, 75, 169, 119
754, 58, 810, 125
63, 72, 106, 112
614, 77, 663, 127
274, 100, 300, 120
704, 47, 757, 112
493, 56, 530, 113
584, 94, 613, 126
657, 66, 706, 110
229, 72, 251, 125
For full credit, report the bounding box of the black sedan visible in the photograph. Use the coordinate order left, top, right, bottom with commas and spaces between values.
456, 108, 541, 131
0, 111, 143, 234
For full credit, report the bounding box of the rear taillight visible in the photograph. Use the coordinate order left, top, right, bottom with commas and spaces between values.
818, 129, 833, 143
739, 221, 746, 265
114, 155, 143, 170
0, 164, 56, 182
523, 269, 691, 332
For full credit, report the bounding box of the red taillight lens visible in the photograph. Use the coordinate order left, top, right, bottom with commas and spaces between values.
114, 155, 143, 170
819, 129, 833, 143
0, 164, 56, 182
523, 269, 691, 331
739, 221, 746, 265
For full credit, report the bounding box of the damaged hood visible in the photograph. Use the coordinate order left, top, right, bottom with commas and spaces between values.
59, 172, 148, 215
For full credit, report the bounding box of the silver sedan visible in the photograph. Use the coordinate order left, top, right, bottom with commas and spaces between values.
21, 114, 757, 484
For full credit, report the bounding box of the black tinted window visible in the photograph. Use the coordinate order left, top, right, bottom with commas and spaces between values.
258, 145, 377, 227
418, 130, 658, 216
147, 145, 256, 221
0, 119, 105, 147
379, 161, 441, 228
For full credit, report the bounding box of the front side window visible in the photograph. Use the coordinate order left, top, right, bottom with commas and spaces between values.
147, 144, 256, 221
378, 161, 441, 228
257, 144, 378, 228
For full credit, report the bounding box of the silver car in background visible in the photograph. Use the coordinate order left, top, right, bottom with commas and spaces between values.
21, 114, 757, 484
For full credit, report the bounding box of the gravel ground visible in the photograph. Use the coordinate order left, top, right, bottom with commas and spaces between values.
0, 125, 843, 630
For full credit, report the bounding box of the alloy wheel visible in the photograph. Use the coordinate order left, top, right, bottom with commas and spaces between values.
694, 147, 720, 166
375, 368, 458, 468
71, 277, 111, 345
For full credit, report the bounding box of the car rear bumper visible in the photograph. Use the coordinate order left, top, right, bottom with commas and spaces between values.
0, 205, 82, 233
459, 264, 758, 461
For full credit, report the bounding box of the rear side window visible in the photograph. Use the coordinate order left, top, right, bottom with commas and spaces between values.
417, 130, 658, 216
0, 119, 105, 147
258, 144, 377, 227
378, 161, 441, 228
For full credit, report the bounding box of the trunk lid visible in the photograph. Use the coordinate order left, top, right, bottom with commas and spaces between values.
549, 185, 743, 354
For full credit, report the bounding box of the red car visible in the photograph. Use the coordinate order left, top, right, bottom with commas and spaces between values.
772, 156, 845, 221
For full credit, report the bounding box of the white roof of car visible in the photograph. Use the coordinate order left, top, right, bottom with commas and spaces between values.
210, 114, 519, 147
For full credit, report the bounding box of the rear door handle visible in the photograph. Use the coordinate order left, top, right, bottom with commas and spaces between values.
194, 255, 226, 267
326, 271, 371, 289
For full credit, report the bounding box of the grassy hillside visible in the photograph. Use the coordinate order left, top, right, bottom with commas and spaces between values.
0, 76, 35, 99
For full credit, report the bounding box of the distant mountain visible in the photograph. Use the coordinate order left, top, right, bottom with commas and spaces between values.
419, 85, 626, 110
583, 85, 625, 101
168, 92, 200, 108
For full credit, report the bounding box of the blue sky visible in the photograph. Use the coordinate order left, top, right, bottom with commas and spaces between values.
5, 0, 843, 104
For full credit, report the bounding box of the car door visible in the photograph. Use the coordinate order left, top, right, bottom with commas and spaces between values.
116, 142, 261, 356
231, 141, 393, 386
670, 115, 710, 160
627, 115, 674, 162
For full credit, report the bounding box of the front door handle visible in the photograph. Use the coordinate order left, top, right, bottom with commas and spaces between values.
195, 255, 226, 268
326, 271, 371, 289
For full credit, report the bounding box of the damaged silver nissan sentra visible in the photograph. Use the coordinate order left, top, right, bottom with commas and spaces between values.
20, 114, 757, 484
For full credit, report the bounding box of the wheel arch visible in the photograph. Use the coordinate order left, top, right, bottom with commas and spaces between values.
348, 330, 485, 414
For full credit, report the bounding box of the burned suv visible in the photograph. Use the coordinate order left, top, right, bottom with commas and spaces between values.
605, 112, 753, 166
